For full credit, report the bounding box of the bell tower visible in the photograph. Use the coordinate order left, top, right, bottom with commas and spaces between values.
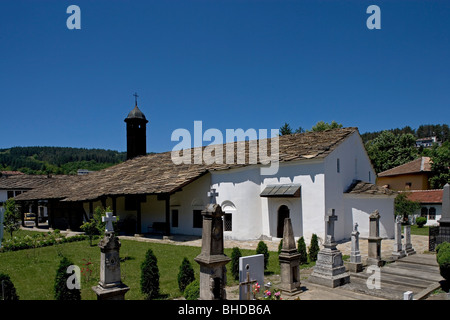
124, 93, 148, 160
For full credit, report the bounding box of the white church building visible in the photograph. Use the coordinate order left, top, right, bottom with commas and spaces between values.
15, 104, 397, 243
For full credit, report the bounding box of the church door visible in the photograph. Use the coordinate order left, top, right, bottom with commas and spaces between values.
277, 205, 290, 238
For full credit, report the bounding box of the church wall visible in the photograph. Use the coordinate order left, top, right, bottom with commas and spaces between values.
324, 131, 386, 241
343, 195, 396, 238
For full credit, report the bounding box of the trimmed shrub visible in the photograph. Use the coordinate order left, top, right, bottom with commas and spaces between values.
0, 273, 19, 300
54, 256, 81, 300
415, 216, 427, 228
184, 279, 200, 300
231, 247, 242, 280
297, 236, 308, 265
308, 234, 320, 262
140, 248, 160, 299
177, 257, 195, 293
256, 241, 269, 270
436, 242, 450, 281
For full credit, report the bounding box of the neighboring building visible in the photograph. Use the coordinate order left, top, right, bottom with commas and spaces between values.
403, 189, 443, 226
77, 169, 93, 175
15, 103, 397, 242
376, 157, 432, 191
415, 136, 441, 148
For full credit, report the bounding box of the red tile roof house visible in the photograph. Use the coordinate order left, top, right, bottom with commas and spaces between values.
402, 189, 443, 226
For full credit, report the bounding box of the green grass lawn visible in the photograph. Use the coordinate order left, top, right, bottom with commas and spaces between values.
405, 225, 430, 236
0, 237, 288, 300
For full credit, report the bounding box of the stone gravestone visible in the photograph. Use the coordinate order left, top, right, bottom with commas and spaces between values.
437, 183, 450, 246
392, 215, 406, 260
238, 254, 264, 300
308, 209, 350, 288
366, 210, 384, 267
346, 223, 363, 272
278, 218, 302, 294
403, 223, 416, 256
194, 189, 231, 300
92, 212, 130, 300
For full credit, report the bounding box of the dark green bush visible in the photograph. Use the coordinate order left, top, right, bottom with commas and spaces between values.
256, 241, 269, 270
184, 279, 200, 300
308, 234, 320, 262
231, 247, 242, 280
177, 257, 195, 293
436, 242, 450, 281
0, 273, 19, 300
297, 236, 308, 264
415, 216, 427, 228
54, 256, 81, 300
140, 248, 160, 299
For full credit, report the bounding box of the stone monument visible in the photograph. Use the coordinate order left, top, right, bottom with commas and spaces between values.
308, 209, 350, 288
278, 218, 302, 294
437, 183, 450, 246
346, 223, 363, 272
0, 207, 4, 248
392, 215, 406, 260
366, 210, 384, 266
403, 223, 416, 256
194, 189, 231, 300
92, 212, 130, 300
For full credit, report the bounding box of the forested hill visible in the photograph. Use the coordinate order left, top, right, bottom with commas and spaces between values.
0, 146, 127, 175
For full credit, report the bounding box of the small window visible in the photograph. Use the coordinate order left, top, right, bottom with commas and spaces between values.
125, 195, 138, 211
15, 191, 22, 196
429, 207, 436, 220
193, 210, 203, 228
172, 209, 179, 228
337, 158, 340, 173
224, 213, 232, 231
7, 191, 14, 199
405, 182, 412, 190
368, 171, 371, 182
420, 207, 428, 217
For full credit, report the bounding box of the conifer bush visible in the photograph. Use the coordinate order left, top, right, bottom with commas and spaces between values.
177, 257, 195, 293
0, 273, 19, 300
140, 248, 160, 299
256, 241, 269, 270
297, 236, 308, 264
308, 234, 320, 262
184, 279, 200, 300
231, 247, 242, 280
436, 242, 450, 282
54, 256, 81, 300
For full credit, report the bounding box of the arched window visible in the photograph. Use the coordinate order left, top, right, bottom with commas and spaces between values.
420, 207, 428, 217
221, 201, 236, 232
428, 207, 436, 220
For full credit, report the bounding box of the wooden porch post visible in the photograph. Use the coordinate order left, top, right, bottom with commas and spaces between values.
165, 194, 171, 236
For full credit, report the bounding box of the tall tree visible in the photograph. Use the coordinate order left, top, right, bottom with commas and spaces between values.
428, 141, 450, 189
3, 198, 21, 238
310, 120, 343, 132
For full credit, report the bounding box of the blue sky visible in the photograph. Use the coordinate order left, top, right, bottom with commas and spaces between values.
1, 0, 449, 153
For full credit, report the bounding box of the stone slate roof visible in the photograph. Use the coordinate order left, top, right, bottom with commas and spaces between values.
377, 157, 432, 177
0, 174, 72, 191
345, 180, 397, 196
14, 127, 358, 202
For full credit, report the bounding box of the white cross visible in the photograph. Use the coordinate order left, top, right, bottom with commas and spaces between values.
207, 188, 219, 204
102, 212, 116, 233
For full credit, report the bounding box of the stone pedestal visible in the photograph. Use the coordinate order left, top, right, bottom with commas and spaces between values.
346, 223, 363, 273
278, 218, 302, 295
437, 183, 450, 246
366, 210, 384, 267
194, 201, 231, 300
308, 209, 350, 288
92, 231, 130, 300
403, 224, 416, 256
392, 217, 406, 260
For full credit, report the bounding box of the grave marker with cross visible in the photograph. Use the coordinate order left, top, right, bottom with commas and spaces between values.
102, 212, 116, 233
324, 208, 338, 248
207, 188, 219, 204
239, 264, 258, 300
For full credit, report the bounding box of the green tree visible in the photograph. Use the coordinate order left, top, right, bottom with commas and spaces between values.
256, 241, 269, 270
428, 141, 450, 189
365, 131, 418, 173
184, 279, 200, 300
0, 273, 19, 300
280, 122, 293, 135
177, 257, 195, 293
231, 247, 242, 280
308, 234, 320, 262
140, 248, 160, 299
54, 256, 81, 300
310, 120, 343, 132
394, 193, 421, 224
3, 198, 21, 238
297, 236, 308, 265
